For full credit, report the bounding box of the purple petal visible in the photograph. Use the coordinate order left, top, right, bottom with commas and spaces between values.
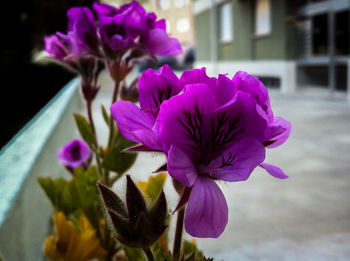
110, 101, 162, 150
213, 74, 237, 108
233, 71, 272, 118
44, 35, 68, 60
155, 83, 216, 157
260, 163, 288, 179
265, 117, 292, 148
154, 18, 166, 30
179, 67, 216, 89
142, 28, 182, 56
93, 2, 119, 19
66, 7, 99, 55
185, 177, 228, 238
167, 145, 197, 187
115, 1, 147, 38
67, 7, 96, 32
57, 139, 91, 168
204, 138, 265, 182
139, 64, 181, 114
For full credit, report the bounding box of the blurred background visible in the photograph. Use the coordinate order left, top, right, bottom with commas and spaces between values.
1, 0, 349, 148
1, 0, 350, 260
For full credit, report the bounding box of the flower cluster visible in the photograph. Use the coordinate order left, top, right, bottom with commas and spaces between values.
44, 1, 181, 62
111, 66, 291, 238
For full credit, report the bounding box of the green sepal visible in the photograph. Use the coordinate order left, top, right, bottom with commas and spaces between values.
126, 175, 147, 224
98, 182, 128, 217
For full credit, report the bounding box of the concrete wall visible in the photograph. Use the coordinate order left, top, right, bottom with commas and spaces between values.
0, 79, 81, 260
194, 10, 212, 61
194, 0, 297, 61
218, 0, 253, 60
253, 0, 287, 60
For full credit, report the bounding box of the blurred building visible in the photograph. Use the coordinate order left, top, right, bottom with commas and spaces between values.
144, 0, 194, 46
193, 0, 350, 95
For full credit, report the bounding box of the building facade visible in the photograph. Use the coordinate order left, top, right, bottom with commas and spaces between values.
193, 0, 350, 95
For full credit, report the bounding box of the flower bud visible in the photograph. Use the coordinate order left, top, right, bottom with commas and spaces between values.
98, 176, 168, 249
57, 139, 91, 171
120, 78, 139, 103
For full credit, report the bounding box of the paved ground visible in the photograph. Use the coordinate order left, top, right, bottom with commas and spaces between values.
88, 80, 350, 261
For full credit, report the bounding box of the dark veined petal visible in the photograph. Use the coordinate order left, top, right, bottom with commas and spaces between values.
110, 101, 162, 150
155, 83, 216, 157
203, 138, 265, 182
167, 145, 197, 187
264, 116, 292, 148
259, 163, 288, 179
142, 28, 182, 56
185, 177, 228, 238
201, 91, 267, 161
138, 64, 181, 114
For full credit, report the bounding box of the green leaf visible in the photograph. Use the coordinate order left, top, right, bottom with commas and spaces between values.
38, 177, 71, 212
102, 135, 137, 174
137, 173, 167, 203
73, 113, 96, 148
38, 167, 101, 216
101, 105, 110, 126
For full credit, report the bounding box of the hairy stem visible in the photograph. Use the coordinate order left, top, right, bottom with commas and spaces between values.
173, 207, 185, 261
143, 247, 155, 261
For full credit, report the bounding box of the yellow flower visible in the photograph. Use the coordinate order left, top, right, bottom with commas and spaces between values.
43, 212, 106, 261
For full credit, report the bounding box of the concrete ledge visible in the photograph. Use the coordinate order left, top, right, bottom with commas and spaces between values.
195, 60, 297, 94
0, 78, 82, 260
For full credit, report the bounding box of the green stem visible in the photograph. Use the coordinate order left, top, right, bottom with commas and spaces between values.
172, 207, 185, 261
86, 99, 103, 176
111, 80, 120, 104
143, 247, 155, 261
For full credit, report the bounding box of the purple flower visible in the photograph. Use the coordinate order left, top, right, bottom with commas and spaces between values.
98, 16, 135, 56
110, 64, 181, 150
94, 1, 182, 57
57, 139, 91, 169
111, 67, 291, 238
155, 77, 267, 238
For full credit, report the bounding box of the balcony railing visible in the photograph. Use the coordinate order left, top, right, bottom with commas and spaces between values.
0, 79, 81, 260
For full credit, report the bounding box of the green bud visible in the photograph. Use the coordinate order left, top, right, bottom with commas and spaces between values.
99, 176, 168, 249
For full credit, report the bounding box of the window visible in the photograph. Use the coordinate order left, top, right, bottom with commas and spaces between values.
219, 2, 233, 43
158, 0, 170, 10
255, 0, 271, 36
176, 18, 190, 33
